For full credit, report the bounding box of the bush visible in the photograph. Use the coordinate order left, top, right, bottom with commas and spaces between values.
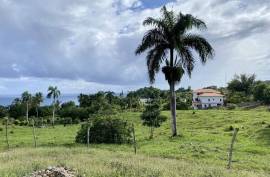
60, 117, 73, 126
0, 127, 3, 131
58, 107, 89, 122
0, 106, 7, 118
226, 104, 236, 110
75, 115, 132, 144
19, 120, 28, 126
13, 120, 20, 125
224, 125, 234, 132
163, 101, 189, 110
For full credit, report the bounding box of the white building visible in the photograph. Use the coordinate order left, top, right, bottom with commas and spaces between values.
192, 89, 224, 109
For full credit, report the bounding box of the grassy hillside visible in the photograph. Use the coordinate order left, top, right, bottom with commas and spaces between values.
0, 147, 268, 177
0, 110, 270, 176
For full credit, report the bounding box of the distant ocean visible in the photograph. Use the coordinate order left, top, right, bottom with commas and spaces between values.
0, 94, 79, 106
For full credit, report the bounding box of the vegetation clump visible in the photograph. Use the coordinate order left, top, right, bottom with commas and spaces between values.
141, 100, 167, 139
76, 115, 132, 144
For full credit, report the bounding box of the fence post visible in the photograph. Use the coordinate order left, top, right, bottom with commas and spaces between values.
32, 119, 37, 148
132, 124, 137, 154
5, 118, 9, 149
227, 128, 239, 169
87, 126, 90, 148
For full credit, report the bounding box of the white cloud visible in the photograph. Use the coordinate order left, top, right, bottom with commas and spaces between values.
0, 0, 270, 93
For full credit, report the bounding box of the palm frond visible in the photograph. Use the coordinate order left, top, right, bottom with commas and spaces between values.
176, 46, 194, 77
146, 46, 167, 84
182, 34, 214, 63
160, 6, 175, 30
135, 29, 167, 55
174, 13, 206, 35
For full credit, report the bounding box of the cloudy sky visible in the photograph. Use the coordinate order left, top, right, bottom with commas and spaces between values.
0, 0, 270, 95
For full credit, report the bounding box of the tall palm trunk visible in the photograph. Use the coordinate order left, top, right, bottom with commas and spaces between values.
169, 82, 177, 136
52, 102, 55, 128
169, 48, 177, 136
26, 102, 29, 124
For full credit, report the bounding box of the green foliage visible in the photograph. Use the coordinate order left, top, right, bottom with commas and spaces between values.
38, 106, 52, 117
127, 86, 161, 99
59, 117, 73, 126
226, 104, 237, 110
0, 106, 7, 118
58, 106, 89, 121
252, 82, 270, 104
9, 101, 25, 119
61, 101, 76, 108
253, 82, 268, 102
76, 115, 132, 144
163, 100, 190, 110
13, 120, 20, 125
227, 91, 250, 104
141, 100, 167, 138
228, 74, 256, 96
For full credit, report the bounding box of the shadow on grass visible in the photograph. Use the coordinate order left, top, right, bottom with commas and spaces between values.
256, 126, 270, 145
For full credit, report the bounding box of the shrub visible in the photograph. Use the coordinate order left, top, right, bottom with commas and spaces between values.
0, 106, 7, 118
75, 115, 132, 144
0, 127, 3, 131
60, 117, 73, 126
13, 120, 20, 125
224, 125, 234, 132
19, 120, 27, 126
163, 101, 189, 110
141, 100, 167, 138
226, 104, 236, 110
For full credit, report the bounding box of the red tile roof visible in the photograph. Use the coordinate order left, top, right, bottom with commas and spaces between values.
193, 89, 220, 93
199, 93, 224, 97
193, 88, 224, 97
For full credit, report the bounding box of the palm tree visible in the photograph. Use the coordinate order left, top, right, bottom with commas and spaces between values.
32, 92, 43, 126
47, 86, 61, 127
135, 6, 214, 136
21, 91, 32, 124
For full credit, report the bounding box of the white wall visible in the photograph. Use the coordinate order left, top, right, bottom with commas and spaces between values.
199, 96, 224, 109
199, 96, 224, 104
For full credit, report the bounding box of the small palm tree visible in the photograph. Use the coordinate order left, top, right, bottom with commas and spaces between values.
47, 86, 61, 127
135, 6, 214, 136
32, 92, 43, 126
21, 91, 32, 124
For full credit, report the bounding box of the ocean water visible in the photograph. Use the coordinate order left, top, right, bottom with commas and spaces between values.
0, 94, 79, 106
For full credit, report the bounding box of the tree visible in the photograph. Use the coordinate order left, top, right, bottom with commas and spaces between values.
141, 100, 167, 139
228, 74, 256, 96
0, 106, 7, 118
9, 98, 24, 119
32, 92, 44, 126
135, 6, 213, 136
253, 82, 267, 102
32, 92, 43, 118
47, 86, 61, 127
21, 91, 32, 124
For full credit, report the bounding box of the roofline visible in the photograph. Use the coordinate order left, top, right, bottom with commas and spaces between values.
199, 95, 224, 97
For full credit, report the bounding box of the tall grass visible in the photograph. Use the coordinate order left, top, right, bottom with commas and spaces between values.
0, 147, 268, 177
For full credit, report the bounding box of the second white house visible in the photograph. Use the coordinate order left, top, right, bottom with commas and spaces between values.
192, 89, 224, 109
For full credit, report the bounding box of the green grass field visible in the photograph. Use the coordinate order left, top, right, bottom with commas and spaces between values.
0, 109, 270, 176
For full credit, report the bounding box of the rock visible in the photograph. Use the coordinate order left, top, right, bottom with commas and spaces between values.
25, 166, 76, 177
